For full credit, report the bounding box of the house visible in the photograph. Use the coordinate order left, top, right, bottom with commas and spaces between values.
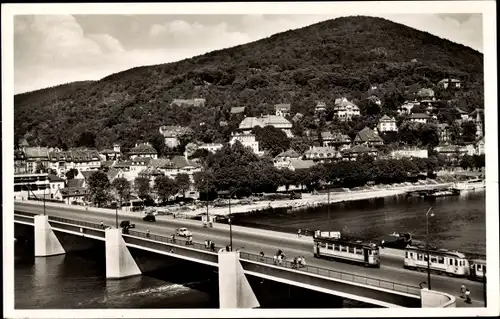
24, 146, 50, 173
377, 115, 398, 133
469, 109, 484, 139
198, 143, 224, 153
390, 147, 428, 159
275, 104, 291, 117
259, 115, 294, 138
437, 123, 451, 145
409, 113, 431, 124
238, 117, 264, 132
292, 113, 304, 122
47, 148, 101, 176
59, 187, 89, 204
159, 125, 194, 148
304, 146, 341, 163
328, 132, 352, 151
230, 132, 263, 156
315, 101, 327, 113
367, 95, 382, 106
455, 107, 469, 121
434, 145, 468, 163
320, 131, 335, 147
99, 144, 122, 161
289, 159, 315, 171
353, 127, 384, 147
14, 173, 50, 199
398, 100, 419, 115
342, 145, 378, 161
47, 174, 65, 198
417, 88, 435, 99
129, 142, 158, 159
476, 137, 485, 155
273, 149, 301, 169
171, 98, 205, 107
14, 149, 27, 174
333, 98, 360, 121
230, 106, 245, 115
438, 78, 461, 89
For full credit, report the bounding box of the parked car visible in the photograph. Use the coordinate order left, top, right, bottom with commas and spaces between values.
176, 227, 192, 237
143, 214, 156, 222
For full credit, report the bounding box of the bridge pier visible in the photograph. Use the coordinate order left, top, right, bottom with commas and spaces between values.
218, 251, 260, 309
34, 215, 66, 257
105, 228, 142, 279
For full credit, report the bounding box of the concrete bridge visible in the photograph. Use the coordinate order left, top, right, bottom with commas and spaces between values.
14, 205, 460, 308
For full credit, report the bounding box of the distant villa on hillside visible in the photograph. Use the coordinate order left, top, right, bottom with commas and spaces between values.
170, 98, 206, 107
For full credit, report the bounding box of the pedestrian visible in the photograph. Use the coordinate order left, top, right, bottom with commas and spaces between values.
171, 234, 176, 243
381, 240, 385, 249
146, 229, 150, 238
260, 251, 265, 260
297, 256, 302, 267
460, 284, 466, 298
278, 254, 283, 265
298, 229, 302, 238
293, 257, 298, 269
100, 221, 104, 229
465, 288, 471, 303
211, 242, 215, 252
188, 235, 193, 245
205, 240, 209, 249
273, 255, 278, 265
301, 256, 307, 267
226, 245, 230, 252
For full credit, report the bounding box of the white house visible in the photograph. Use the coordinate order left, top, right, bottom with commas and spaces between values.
390, 148, 428, 159
230, 132, 263, 155
198, 143, 224, 153
275, 104, 291, 117
333, 98, 360, 121
273, 149, 301, 169
129, 142, 158, 160
47, 174, 65, 198
409, 113, 431, 124
377, 115, 398, 132
304, 146, 341, 163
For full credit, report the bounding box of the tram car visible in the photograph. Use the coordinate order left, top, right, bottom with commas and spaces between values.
468, 259, 486, 281
403, 245, 470, 277
313, 232, 380, 267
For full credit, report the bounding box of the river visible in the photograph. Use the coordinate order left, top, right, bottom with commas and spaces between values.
14, 190, 485, 309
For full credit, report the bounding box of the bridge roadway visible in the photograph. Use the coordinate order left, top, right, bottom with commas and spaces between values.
14, 201, 484, 307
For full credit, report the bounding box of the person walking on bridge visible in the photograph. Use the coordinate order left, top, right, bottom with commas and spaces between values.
100, 221, 104, 229
210, 241, 215, 252
146, 229, 150, 238
460, 284, 466, 298
465, 288, 471, 304
298, 229, 302, 238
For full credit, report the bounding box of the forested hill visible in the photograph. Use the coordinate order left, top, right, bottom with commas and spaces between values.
14, 15, 484, 151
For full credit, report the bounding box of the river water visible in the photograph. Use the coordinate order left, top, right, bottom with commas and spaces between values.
14, 190, 485, 309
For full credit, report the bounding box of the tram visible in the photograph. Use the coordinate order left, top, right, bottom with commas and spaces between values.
313, 232, 380, 267
468, 259, 486, 281
403, 245, 470, 277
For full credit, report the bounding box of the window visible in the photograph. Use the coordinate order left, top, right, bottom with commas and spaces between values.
320, 242, 326, 248
334, 245, 340, 251
438, 256, 444, 264
430, 257, 437, 263
483, 265, 486, 273
341, 246, 347, 252
327, 243, 333, 250
418, 254, 423, 261
348, 247, 354, 254
424, 255, 428, 262
449, 258, 454, 266
477, 264, 482, 271
410, 252, 414, 259
355, 248, 363, 255
405, 251, 408, 258
455, 259, 458, 266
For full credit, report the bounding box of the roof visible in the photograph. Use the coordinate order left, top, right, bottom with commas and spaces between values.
321, 131, 333, 140
330, 132, 351, 144
230, 106, 246, 114
171, 98, 205, 106
354, 127, 383, 143
60, 187, 88, 197
343, 145, 377, 154
379, 115, 395, 122
171, 155, 196, 169
101, 160, 114, 168
239, 117, 264, 130
114, 161, 132, 168
130, 157, 153, 165
315, 101, 326, 109
409, 113, 431, 119
48, 149, 100, 162
159, 125, 193, 137
289, 159, 316, 170
417, 88, 435, 97
139, 168, 165, 176
67, 179, 85, 188
259, 115, 292, 127
48, 174, 65, 182
80, 170, 94, 180
129, 143, 157, 155
274, 103, 291, 111
107, 168, 120, 181
24, 147, 50, 159
276, 149, 300, 158
304, 146, 339, 156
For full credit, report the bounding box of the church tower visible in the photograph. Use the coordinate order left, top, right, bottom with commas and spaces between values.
475, 109, 483, 139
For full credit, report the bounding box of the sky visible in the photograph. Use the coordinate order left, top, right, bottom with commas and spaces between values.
12, 11, 484, 94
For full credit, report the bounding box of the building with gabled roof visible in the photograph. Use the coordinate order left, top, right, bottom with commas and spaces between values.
315, 101, 327, 113
438, 78, 461, 89
274, 149, 302, 169
275, 103, 291, 117
333, 97, 360, 121
230, 106, 246, 115
342, 145, 378, 161
129, 142, 158, 159
304, 146, 341, 163
99, 144, 122, 161
377, 115, 398, 133
409, 113, 431, 124
354, 127, 384, 147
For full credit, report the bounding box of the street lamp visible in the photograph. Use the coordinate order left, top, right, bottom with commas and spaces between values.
228, 189, 238, 251
425, 207, 434, 290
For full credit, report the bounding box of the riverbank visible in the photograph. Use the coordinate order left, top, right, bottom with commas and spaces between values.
182, 181, 454, 217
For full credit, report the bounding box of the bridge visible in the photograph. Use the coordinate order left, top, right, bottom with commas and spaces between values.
12, 201, 479, 308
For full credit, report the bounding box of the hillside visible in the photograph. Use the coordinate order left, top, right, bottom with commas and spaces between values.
14, 16, 484, 151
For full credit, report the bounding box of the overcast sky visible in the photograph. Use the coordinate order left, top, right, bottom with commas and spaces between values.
13, 13, 483, 94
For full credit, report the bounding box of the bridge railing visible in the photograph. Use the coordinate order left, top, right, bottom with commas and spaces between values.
239, 252, 421, 296
127, 230, 223, 253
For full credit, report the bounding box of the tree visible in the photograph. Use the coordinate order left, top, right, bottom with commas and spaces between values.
35, 162, 48, 173
461, 121, 477, 143
175, 173, 191, 198
87, 171, 111, 207
290, 136, 311, 154
112, 177, 131, 205
193, 170, 217, 200
253, 126, 291, 157
459, 155, 475, 171
48, 168, 58, 176
149, 132, 166, 157
135, 176, 152, 201
65, 168, 79, 180
76, 132, 96, 148
154, 176, 178, 203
